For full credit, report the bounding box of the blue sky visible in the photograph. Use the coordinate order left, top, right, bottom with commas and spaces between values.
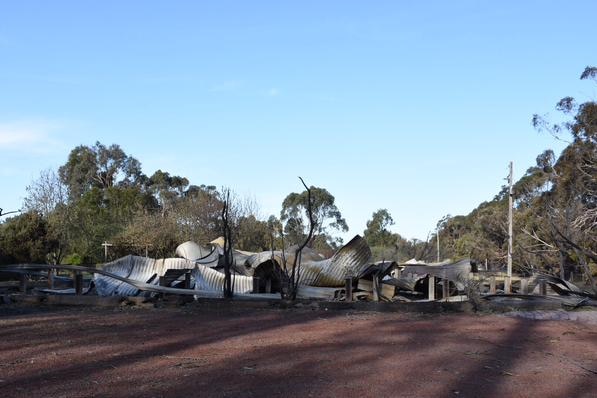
0, 1, 594, 241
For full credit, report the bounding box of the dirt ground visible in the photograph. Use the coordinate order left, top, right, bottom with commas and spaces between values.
0, 303, 596, 398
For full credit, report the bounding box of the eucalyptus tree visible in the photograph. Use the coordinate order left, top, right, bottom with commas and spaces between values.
58, 141, 145, 200
280, 185, 348, 249
363, 209, 395, 247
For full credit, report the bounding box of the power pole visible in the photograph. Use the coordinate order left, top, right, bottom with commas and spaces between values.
436, 229, 440, 263
506, 161, 514, 293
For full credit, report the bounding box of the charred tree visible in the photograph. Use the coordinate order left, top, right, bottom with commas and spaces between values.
221, 190, 235, 299
273, 177, 315, 300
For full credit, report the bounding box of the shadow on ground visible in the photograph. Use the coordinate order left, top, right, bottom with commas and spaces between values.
1, 303, 596, 398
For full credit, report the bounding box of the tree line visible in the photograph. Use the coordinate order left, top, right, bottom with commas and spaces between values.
0, 141, 351, 264
357, 67, 597, 283
1, 67, 596, 283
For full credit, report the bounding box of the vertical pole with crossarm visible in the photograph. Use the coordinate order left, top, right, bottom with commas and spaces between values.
506, 161, 514, 293
101, 241, 113, 262
436, 228, 440, 263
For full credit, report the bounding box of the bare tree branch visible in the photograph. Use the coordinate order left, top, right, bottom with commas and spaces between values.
0, 208, 21, 218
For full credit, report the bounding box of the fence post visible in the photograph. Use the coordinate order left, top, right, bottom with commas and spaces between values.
372, 273, 380, 302
504, 276, 511, 294
19, 273, 27, 293
442, 279, 450, 301
75, 272, 83, 295
428, 275, 436, 300
345, 277, 353, 302
521, 278, 529, 295
48, 269, 54, 289
490, 276, 496, 294
539, 280, 547, 295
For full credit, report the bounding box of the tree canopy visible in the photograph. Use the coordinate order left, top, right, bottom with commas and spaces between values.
363, 209, 395, 247
3, 66, 597, 287
280, 186, 348, 251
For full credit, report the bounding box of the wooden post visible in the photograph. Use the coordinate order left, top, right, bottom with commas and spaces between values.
158, 276, 167, 299
372, 274, 380, 302
101, 241, 113, 262
74, 272, 83, 295
520, 278, 528, 295
19, 273, 27, 293
47, 269, 54, 289
539, 280, 547, 295
345, 277, 353, 302
505, 277, 511, 294
490, 276, 496, 294
252, 277, 260, 294
184, 272, 191, 289
428, 275, 436, 301
442, 279, 450, 301
265, 279, 272, 294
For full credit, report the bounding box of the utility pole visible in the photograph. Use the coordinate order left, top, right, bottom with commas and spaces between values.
506, 161, 514, 293
101, 241, 113, 262
436, 228, 440, 263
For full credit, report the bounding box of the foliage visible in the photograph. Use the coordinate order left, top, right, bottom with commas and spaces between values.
0, 211, 56, 264
364, 209, 395, 247
175, 185, 223, 244
6, 67, 597, 288
58, 141, 144, 200
23, 169, 67, 217
280, 186, 347, 249
432, 66, 597, 287
276, 177, 316, 300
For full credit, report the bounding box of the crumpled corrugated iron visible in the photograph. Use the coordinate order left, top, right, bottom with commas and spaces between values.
295, 235, 372, 287
385, 259, 473, 292
95, 256, 197, 296
175, 242, 219, 266
94, 255, 254, 297
192, 264, 253, 294
177, 235, 372, 288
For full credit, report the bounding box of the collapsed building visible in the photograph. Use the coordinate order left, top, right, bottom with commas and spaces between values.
91, 235, 476, 302
3, 235, 596, 307
0, 235, 480, 301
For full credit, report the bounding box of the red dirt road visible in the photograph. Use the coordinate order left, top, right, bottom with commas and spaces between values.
1, 304, 596, 398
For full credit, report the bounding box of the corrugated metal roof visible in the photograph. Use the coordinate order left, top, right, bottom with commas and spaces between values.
175, 241, 219, 266
95, 256, 197, 296
192, 265, 253, 295
94, 255, 254, 297
247, 235, 371, 288
299, 235, 372, 287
